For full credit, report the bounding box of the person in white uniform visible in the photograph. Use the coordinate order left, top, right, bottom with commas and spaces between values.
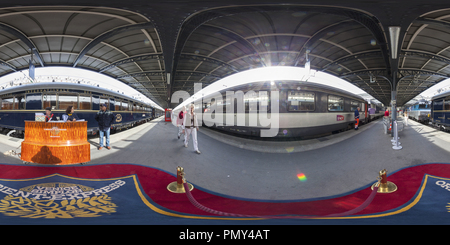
183, 104, 200, 154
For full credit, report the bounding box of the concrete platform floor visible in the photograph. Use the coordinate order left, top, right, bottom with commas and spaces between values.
0, 116, 449, 201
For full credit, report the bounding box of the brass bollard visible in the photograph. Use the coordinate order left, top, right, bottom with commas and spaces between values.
167, 166, 194, 193
371, 169, 397, 193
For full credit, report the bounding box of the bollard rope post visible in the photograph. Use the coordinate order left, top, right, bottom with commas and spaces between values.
392, 120, 402, 150
371, 169, 397, 193
167, 166, 194, 193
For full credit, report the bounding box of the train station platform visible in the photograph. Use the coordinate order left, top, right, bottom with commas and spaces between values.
0, 116, 449, 225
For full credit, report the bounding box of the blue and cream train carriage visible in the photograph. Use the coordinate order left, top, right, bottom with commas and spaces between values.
0, 82, 159, 137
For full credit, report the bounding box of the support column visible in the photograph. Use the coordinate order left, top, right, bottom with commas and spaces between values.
388, 26, 401, 125
166, 72, 172, 109
390, 71, 397, 137
29, 48, 35, 82
391, 91, 396, 119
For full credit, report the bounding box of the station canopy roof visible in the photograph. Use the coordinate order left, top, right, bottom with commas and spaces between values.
0, 1, 450, 107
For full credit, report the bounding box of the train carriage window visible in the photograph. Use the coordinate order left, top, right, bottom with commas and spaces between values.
109, 98, 115, 111
328, 95, 344, 111
115, 99, 121, 111
244, 91, 258, 113
92, 96, 99, 110
100, 97, 109, 109
122, 101, 128, 111
223, 95, 232, 112
259, 91, 270, 112
444, 100, 450, 110
195, 104, 201, 112
288, 91, 315, 111
58, 93, 78, 110
1, 97, 14, 110
43, 94, 57, 110
350, 101, 359, 112
204, 102, 211, 112
244, 91, 270, 112
433, 100, 442, 110
26, 93, 42, 110
15, 95, 25, 109
79, 95, 91, 110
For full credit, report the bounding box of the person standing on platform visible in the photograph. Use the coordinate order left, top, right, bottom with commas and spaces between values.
177, 106, 186, 139
384, 108, 390, 118
354, 106, 360, 130
62, 106, 79, 122
95, 103, 115, 150
45, 107, 57, 122
404, 109, 408, 126
183, 104, 200, 154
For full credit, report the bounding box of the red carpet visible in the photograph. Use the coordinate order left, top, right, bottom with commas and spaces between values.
0, 162, 448, 224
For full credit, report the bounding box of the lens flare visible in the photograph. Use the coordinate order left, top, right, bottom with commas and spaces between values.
297, 173, 307, 182
285, 146, 294, 153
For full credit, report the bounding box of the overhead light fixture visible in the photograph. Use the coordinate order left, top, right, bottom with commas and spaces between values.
389, 26, 400, 59
167, 73, 171, 85
370, 74, 376, 83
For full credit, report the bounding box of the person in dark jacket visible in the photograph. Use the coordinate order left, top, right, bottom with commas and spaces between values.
95, 103, 115, 150
45, 107, 58, 122
354, 107, 360, 130
62, 106, 80, 122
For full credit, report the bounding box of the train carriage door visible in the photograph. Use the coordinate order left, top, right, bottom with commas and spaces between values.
364, 102, 368, 122
431, 100, 434, 122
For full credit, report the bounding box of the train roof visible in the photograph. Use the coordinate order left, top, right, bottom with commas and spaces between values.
203, 80, 366, 101
431, 90, 450, 100
0, 82, 153, 107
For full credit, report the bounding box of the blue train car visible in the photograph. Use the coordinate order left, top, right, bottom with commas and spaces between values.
431, 90, 450, 131
0, 82, 159, 136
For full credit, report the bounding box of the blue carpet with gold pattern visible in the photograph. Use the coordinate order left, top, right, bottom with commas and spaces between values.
0, 162, 449, 225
